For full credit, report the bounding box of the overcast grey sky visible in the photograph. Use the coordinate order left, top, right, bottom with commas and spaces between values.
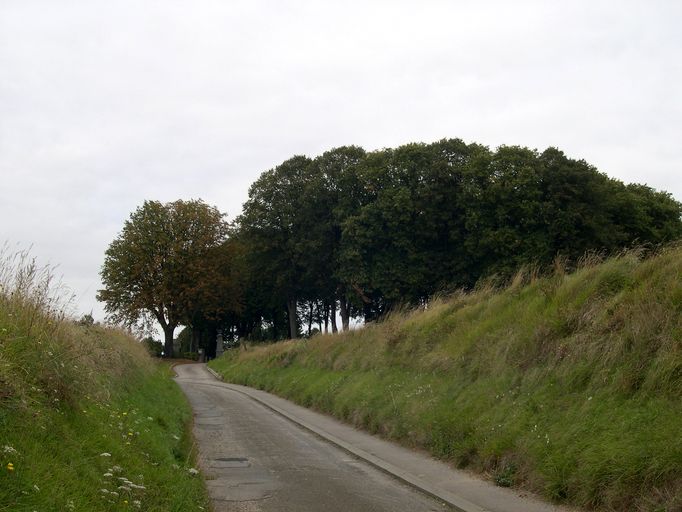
1, 0, 681, 322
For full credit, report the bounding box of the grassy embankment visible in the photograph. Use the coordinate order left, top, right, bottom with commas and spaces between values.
211, 246, 682, 511
0, 251, 210, 511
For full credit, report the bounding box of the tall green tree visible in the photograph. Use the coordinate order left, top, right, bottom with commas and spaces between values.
98, 199, 229, 357
338, 140, 487, 315
310, 146, 367, 330
238, 156, 315, 338
461, 145, 548, 277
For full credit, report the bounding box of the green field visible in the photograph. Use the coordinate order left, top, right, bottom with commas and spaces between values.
211, 246, 682, 511
0, 253, 209, 511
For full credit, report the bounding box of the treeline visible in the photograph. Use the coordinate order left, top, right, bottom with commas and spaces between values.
99, 139, 682, 357
232, 140, 681, 340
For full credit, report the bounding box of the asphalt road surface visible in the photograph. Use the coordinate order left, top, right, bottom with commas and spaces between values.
175, 364, 452, 512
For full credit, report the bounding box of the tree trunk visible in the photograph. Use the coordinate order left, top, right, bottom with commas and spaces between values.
364, 302, 373, 323
339, 296, 350, 332
206, 324, 218, 360
286, 297, 298, 339
323, 301, 329, 334
163, 325, 175, 358
307, 301, 314, 336
314, 301, 321, 333
191, 328, 202, 356
330, 300, 338, 333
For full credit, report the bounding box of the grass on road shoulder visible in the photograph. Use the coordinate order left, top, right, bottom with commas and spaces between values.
0, 362, 209, 512
0, 247, 210, 511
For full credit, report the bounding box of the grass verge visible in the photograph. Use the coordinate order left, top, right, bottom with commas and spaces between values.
210, 245, 682, 512
0, 247, 210, 511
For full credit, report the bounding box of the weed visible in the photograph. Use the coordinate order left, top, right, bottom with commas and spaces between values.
493, 462, 517, 488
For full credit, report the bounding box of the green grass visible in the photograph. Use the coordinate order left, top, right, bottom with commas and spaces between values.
0, 248, 210, 511
210, 245, 682, 511
0, 364, 209, 512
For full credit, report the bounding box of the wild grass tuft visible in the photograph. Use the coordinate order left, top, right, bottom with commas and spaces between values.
211, 245, 682, 511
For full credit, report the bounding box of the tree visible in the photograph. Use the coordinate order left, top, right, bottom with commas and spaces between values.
179, 238, 244, 358
141, 336, 163, 357
337, 140, 486, 315
310, 146, 367, 331
237, 156, 315, 338
98, 199, 228, 358
462, 145, 548, 278
76, 312, 95, 327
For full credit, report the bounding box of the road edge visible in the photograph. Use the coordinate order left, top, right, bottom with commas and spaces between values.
204, 365, 488, 512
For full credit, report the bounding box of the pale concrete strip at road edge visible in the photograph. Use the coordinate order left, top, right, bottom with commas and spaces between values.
204, 364, 576, 512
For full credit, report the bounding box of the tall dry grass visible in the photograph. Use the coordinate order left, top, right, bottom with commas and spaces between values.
0, 245, 151, 409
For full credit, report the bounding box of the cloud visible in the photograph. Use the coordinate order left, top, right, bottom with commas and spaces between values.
1, 0, 680, 324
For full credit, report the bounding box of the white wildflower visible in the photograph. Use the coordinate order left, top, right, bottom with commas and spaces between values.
100, 452, 111, 457
188, 468, 199, 476
133, 500, 142, 508
103, 472, 113, 477
172, 434, 180, 441
33, 484, 40, 492
3, 445, 18, 455
100, 489, 109, 494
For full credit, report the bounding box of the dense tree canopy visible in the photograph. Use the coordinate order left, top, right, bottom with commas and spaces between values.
100, 140, 682, 349
232, 139, 681, 336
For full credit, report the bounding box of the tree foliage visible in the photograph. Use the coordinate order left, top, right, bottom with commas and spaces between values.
99, 140, 682, 350
98, 199, 233, 357
234, 139, 682, 334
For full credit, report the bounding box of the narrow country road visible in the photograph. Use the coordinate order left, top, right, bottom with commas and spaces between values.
174, 363, 451, 512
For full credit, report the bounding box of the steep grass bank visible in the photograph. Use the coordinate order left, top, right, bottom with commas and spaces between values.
0, 250, 209, 511
211, 246, 682, 511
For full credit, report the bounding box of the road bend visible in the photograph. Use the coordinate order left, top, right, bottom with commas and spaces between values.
174, 363, 451, 512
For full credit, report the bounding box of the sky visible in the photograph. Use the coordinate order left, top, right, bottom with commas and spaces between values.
1, 0, 681, 322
